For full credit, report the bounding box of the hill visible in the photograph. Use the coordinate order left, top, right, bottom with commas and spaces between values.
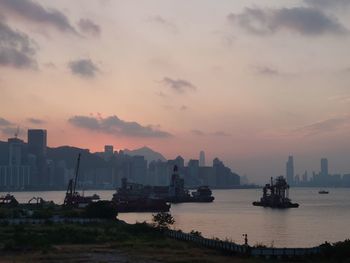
123, 146, 166, 163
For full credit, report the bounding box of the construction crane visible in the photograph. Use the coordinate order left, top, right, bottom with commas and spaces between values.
63, 153, 100, 207
63, 153, 81, 206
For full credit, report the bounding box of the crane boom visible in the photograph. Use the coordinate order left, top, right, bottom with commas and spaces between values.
73, 153, 81, 193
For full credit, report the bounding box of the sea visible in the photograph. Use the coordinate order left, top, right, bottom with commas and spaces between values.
1, 188, 350, 248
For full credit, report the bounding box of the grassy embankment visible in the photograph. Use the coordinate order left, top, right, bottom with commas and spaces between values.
0, 221, 250, 262
1, 221, 349, 262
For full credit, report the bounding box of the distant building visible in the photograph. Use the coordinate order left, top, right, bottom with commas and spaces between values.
0, 165, 30, 189
28, 129, 47, 157
302, 171, 308, 183
240, 175, 249, 185
286, 156, 294, 185
187, 159, 200, 186
104, 145, 114, 161
27, 129, 47, 186
213, 158, 240, 187
321, 158, 328, 177
199, 151, 206, 167
130, 155, 147, 184
0, 137, 30, 190
8, 137, 24, 166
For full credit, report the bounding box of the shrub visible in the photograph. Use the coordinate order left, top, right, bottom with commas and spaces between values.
84, 201, 117, 219
152, 212, 175, 230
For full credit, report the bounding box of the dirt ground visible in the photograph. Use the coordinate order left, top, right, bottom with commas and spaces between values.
0, 243, 257, 263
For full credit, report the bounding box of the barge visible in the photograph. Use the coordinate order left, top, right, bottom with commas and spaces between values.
253, 176, 299, 208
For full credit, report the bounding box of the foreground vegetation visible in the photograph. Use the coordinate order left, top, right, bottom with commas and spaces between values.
0, 220, 349, 262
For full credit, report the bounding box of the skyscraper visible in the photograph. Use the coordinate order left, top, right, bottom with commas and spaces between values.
8, 137, 24, 166
199, 150, 206, 167
28, 129, 47, 186
321, 158, 328, 177
286, 156, 294, 185
104, 145, 114, 160
28, 129, 47, 157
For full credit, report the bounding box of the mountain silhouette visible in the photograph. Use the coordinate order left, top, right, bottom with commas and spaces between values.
123, 146, 166, 163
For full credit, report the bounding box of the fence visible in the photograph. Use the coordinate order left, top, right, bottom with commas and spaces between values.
166, 229, 321, 258
0, 218, 106, 225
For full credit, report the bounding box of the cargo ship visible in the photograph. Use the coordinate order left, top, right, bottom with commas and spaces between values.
253, 176, 299, 208
165, 166, 215, 203
112, 178, 170, 212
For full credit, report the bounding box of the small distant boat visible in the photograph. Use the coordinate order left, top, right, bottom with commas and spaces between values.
318, 190, 329, 194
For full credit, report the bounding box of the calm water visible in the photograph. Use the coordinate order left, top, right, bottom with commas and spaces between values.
2, 188, 350, 247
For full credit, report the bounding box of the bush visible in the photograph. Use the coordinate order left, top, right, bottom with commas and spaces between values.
321, 240, 350, 261
190, 230, 202, 237
32, 209, 53, 219
84, 201, 117, 219
152, 212, 175, 230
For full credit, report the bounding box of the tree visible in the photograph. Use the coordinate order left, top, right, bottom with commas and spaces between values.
152, 212, 175, 229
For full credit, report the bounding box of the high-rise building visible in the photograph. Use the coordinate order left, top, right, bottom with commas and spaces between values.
321, 158, 328, 177
104, 145, 114, 160
28, 129, 47, 157
302, 171, 308, 183
8, 137, 24, 166
199, 151, 206, 167
130, 155, 147, 184
286, 156, 294, 185
187, 159, 200, 186
28, 129, 47, 186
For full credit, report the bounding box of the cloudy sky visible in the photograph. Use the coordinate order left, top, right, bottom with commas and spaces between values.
1, 0, 350, 183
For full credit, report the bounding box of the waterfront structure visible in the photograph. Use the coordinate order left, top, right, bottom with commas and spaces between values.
286, 156, 294, 185
199, 151, 205, 167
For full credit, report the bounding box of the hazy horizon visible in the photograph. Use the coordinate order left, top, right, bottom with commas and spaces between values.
1, 0, 350, 183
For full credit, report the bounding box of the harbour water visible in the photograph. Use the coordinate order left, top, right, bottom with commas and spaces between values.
2, 188, 350, 247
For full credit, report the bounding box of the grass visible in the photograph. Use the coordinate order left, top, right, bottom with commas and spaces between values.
0, 221, 348, 262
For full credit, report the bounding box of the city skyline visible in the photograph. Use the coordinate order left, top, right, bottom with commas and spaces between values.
1, 0, 350, 183
1, 127, 350, 186
0, 128, 240, 190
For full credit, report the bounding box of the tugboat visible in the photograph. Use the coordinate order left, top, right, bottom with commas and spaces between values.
253, 176, 299, 208
63, 153, 100, 208
191, 186, 215, 202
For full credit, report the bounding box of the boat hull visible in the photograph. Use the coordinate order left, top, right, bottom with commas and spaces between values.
252, 201, 299, 208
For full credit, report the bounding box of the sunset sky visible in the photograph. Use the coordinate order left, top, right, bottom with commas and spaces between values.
1, 0, 350, 183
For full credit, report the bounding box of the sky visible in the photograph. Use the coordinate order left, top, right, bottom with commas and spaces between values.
0, 0, 350, 183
